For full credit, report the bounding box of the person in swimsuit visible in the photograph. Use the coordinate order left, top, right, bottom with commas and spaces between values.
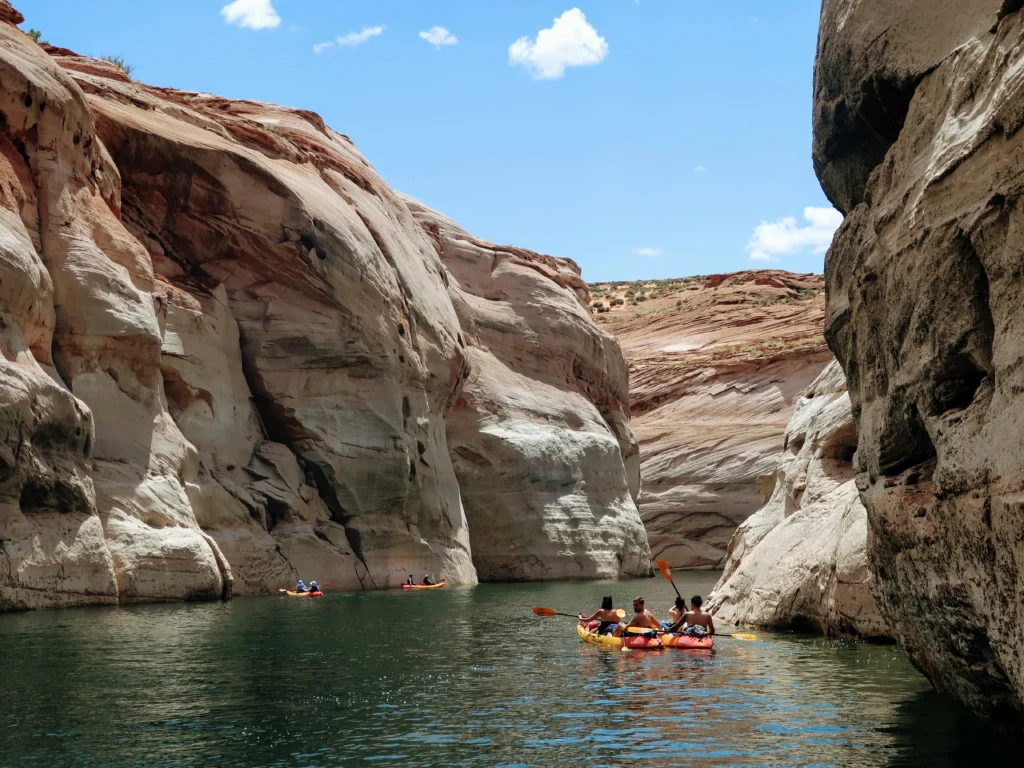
666, 595, 715, 636
579, 596, 620, 635
665, 596, 687, 629
616, 596, 662, 637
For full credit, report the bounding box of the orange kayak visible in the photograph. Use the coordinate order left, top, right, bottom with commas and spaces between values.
401, 579, 446, 590
285, 590, 323, 597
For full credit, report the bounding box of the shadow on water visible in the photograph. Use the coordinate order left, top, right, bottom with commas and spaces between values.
884, 689, 1018, 767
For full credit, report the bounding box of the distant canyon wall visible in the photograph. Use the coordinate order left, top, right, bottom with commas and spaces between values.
816, 0, 1024, 723
0, 4, 648, 610
596, 272, 833, 569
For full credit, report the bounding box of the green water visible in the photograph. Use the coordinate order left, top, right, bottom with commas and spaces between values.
0, 573, 1014, 767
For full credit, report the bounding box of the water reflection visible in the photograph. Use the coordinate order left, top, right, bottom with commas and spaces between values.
0, 576, 1015, 767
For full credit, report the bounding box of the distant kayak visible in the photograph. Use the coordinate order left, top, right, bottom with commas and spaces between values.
577, 621, 662, 650
401, 580, 446, 590
285, 590, 323, 598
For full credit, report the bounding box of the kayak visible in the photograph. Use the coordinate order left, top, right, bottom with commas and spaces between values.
402, 579, 446, 590
577, 621, 663, 650
660, 632, 714, 650
285, 590, 323, 597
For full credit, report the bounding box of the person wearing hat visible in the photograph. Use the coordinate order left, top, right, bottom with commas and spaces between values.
422, 573, 435, 586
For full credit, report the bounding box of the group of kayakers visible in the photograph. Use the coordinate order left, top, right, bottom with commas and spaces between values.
290, 573, 438, 593
580, 594, 714, 638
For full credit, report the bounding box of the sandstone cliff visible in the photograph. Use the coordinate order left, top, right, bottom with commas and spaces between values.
406, 200, 649, 581
593, 272, 833, 568
0, 6, 647, 609
710, 360, 888, 639
816, 0, 1024, 723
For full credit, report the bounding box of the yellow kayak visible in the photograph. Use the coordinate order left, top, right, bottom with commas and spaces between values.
577, 621, 663, 650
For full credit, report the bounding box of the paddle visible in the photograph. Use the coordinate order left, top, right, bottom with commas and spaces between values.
534, 607, 627, 619
627, 626, 757, 641
533, 606, 580, 618
655, 559, 684, 601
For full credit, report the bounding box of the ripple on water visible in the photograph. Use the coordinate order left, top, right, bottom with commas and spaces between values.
0, 578, 1017, 767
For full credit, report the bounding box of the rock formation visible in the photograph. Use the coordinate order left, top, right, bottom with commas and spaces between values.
594, 272, 833, 568
406, 200, 649, 581
0, 4, 647, 609
816, 0, 1024, 723
710, 361, 889, 639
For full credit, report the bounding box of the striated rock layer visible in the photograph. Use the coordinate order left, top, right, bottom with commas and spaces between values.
0, 5, 647, 609
816, 0, 1024, 723
710, 361, 889, 639
406, 200, 649, 581
594, 272, 833, 568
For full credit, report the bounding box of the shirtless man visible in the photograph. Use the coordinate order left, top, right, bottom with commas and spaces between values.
616, 596, 662, 637
666, 594, 715, 636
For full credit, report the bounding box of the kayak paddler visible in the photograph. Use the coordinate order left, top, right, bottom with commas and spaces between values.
666, 594, 715, 637
665, 596, 687, 629
294, 580, 307, 594
617, 596, 662, 638
308, 581, 320, 594
422, 574, 435, 586
578, 596, 620, 636
406, 574, 415, 586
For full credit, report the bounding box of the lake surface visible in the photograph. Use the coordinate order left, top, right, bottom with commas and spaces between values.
0, 573, 1015, 767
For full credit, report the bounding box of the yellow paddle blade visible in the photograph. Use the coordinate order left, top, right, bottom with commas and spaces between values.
656, 560, 673, 582
626, 626, 660, 634
616, 608, 626, 618
532, 606, 558, 617
732, 632, 757, 641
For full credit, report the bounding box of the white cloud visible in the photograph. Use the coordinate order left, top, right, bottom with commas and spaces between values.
315, 26, 385, 53
633, 247, 662, 257
221, 0, 280, 31
694, 165, 708, 173
509, 8, 608, 80
338, 26, 385, 46
746, 207, 843, 263
420, 26, 458, 48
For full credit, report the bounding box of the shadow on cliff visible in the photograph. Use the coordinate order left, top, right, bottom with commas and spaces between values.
885, 689, 1017, 766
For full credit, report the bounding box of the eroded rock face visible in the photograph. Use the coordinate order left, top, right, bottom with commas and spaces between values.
598, 272, 833, 568
710, 361, 888, 639
0, 4, 648, 607
816, 0, 1024, 723
406, 200, 650, 580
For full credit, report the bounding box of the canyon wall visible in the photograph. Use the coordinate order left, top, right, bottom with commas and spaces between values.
710, 361, 888, 639
816, 0, 1024, 723
406, 200, 649, 581
594, 272, 833, 568
0, 5, 647, 609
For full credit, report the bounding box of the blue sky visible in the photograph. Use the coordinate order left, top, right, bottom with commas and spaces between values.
22, 1, 839, 282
